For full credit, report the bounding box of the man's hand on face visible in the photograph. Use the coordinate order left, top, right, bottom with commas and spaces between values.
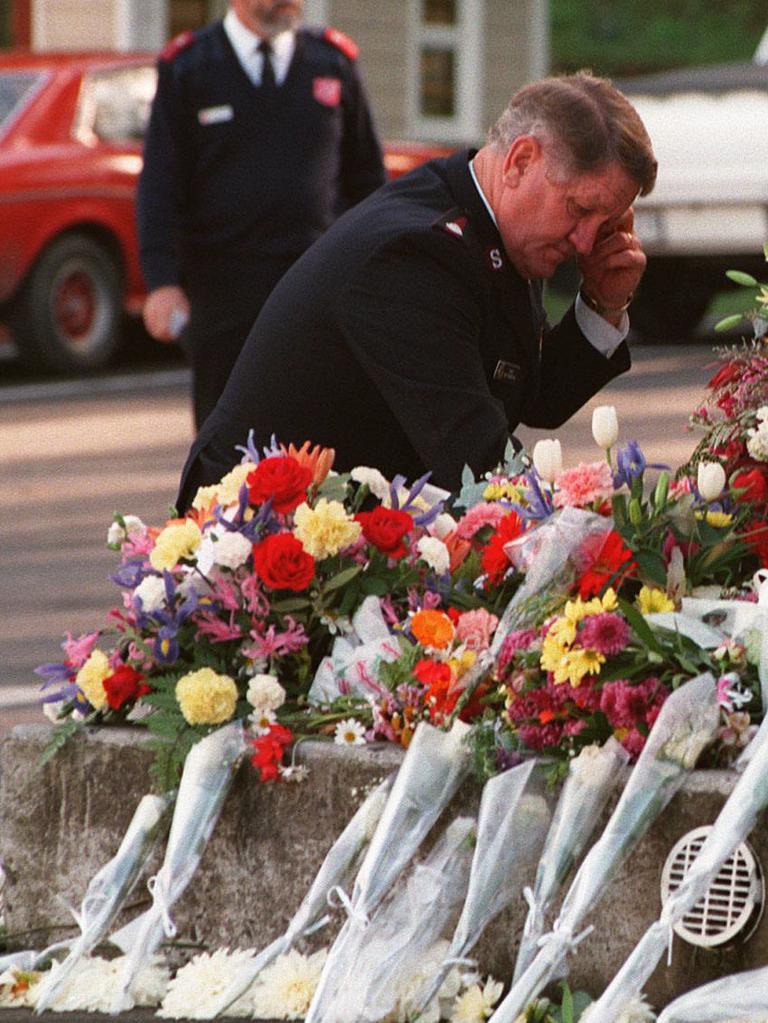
143, 286, 190, 343
578, 208, 646, 322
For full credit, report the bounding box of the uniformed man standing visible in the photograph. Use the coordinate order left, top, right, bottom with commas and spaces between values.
138, 0, 385, 429
177, 72, 658, 511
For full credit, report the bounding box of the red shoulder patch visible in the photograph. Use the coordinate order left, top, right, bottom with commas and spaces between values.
322, 26, 359, 61
159, 30, 195, 62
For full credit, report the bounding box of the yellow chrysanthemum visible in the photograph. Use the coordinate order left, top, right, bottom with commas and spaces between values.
552, 647, 605, 687
636, 585, 676, 614
75, 649, 110, 710
704, 510, 733, 528
449, 648, 477, 680
546, 615, 577, 646
293, 498, 362, 559
482, 481, 521, 502
540, 632, 569, 673
149, 520, 202, 572
175, 667, 238, 725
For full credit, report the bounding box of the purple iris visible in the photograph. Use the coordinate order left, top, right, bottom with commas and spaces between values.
614, 441, 669, 489
388, 472, 444, 527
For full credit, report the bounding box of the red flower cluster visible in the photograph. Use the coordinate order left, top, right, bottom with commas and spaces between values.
250, 722, 294, 782
412, 657, 457, 723
103, 665, 150, 711
481, 511, 523, 585
253, 532, 315, 591
248, 455, 312, 514
355, 506, 413, 559
575, 529, 636, 599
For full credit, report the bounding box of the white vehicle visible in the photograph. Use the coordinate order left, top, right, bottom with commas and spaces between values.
619, 29, 768, 339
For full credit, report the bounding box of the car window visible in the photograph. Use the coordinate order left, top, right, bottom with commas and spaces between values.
0, 71, 44, 133
75, 65, 157, 144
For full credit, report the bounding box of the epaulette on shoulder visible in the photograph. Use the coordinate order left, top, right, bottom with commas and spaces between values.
322, 26, 359, 61
159, 30, 196, 62
433, 210, 470, 241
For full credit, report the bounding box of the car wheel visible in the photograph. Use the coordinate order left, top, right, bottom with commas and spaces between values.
630, 259, 715, 343
12, 233, 123, 373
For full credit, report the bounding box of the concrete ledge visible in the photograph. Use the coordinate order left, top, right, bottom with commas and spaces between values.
2, 725, 767, 1010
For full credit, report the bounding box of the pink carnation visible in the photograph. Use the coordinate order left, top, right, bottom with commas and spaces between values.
553, 461, 614, 508
455, 502, 508, 540
455, 608, 499, 651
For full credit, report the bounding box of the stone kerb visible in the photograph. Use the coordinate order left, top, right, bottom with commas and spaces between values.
1, 725, 767, 1009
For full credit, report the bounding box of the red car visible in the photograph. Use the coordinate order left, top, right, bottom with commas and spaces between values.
0, 51, 449, 374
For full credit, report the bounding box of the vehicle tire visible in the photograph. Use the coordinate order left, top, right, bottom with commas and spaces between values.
630, 259, 715, 343
11, 233, 123, 373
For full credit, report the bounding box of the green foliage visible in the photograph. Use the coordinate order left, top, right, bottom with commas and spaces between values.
551, 0, 766, 76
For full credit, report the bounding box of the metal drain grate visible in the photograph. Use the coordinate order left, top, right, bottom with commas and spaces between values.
660, 826, 764, 948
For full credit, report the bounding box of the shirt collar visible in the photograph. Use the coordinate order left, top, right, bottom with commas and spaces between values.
223, 9, 296, 75
469, 156, 499, 229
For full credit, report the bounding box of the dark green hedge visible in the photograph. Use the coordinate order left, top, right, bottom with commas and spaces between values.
552, 0, 767, 76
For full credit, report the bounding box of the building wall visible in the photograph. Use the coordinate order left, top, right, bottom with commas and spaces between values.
483, 0, 547, 136
33, 0, 118, 49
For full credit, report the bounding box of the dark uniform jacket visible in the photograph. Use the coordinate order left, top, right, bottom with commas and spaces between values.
137, 20, 384, 304
177, 150, 631, 509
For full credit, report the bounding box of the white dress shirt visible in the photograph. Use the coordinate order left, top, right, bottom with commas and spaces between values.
469, 158, 628, 357
223, 9, 296, 87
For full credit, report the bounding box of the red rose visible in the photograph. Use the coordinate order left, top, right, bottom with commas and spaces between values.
253, 532, 315, 591
732, 467, 768, 506
247, 456, 312, 514
103, 665, 150, 711
355, 507, 413, 559
413, 658, 452, 687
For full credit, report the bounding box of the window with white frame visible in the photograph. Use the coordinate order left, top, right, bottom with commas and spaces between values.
407, 0, 483, 142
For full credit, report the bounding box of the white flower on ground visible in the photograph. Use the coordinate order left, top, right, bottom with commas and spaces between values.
334, 718, 367, 746
351, 465, 391, 501
449, 977, 504, 1023
0, 968, 41, 1007
532, 438, 563, 483
394, 940, 462, 1023
697, 461, 726, 501
581, 995, 656, 1023
133, 574, 168, 614
569, 743, 617, 788
247, 673, 286, 714
107, 514, 146, 546
251, 709, 278, 735
279, 763, 309, 783
251, 948, 327, 1020
592, 405, 619, 450
417, 536, 451, 575
159, 949, 257, 1019
41, 956, 168, 1012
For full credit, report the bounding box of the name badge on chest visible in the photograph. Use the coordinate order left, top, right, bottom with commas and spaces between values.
198, 104, 234, 126
493, 359, 522, 383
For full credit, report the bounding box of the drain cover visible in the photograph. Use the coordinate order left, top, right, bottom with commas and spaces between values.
660, 826, 764, 948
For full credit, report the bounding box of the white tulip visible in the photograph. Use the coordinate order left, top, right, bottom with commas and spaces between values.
532, 438, 563, 483
697, 461, 726, 501
591, 404, 619, 450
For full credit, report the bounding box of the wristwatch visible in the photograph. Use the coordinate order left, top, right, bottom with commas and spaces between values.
579, 288, 634, 318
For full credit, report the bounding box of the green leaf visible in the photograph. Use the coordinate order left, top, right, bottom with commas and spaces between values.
634, 549, 667, 587
726, 270, 758, 288
714, 314, 744, 332
560, 981, 574, 1023
619, 597, 666, 656
360, 576, 389, 596
323, 565, 363, 592
270, 597, 311, 613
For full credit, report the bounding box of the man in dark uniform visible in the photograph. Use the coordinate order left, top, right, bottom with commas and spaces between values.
138, 0, 384, 428
177, 72, 657, 511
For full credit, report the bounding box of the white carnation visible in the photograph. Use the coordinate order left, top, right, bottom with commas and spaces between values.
746, 423, 768, 462
251, 948, 327, 1020
351, 466, 391, 500
429, 512, 458, 539
159, 948, 257, 1019
417, 536, 451, 575
133, 574, 168, 614
107, 515, 145, 546
247, 674, 286, 714
211, 530, 253, 570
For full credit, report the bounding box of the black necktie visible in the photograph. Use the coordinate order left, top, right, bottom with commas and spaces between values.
258, 40, 276, 92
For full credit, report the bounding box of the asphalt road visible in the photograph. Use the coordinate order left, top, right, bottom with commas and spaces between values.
0, 337, 730, 733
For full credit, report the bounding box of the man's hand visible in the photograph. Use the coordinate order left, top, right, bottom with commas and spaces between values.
143, 286, 190, 342
578, 209, 646, 324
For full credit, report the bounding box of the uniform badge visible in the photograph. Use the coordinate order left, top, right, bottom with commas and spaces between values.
493, 360, 521, 382
485, 246, 504, 271
440, 214, 468, 238
198, 104, 234, 125
313, 76, 342, 107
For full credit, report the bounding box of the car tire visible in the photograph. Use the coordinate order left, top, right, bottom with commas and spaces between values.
11, 233, 123, 373
630, 259, 715, 343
